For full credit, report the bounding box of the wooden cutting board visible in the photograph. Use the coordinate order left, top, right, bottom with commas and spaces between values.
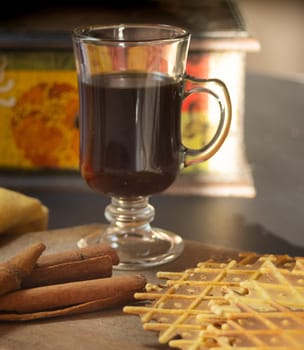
0, 223, 241, 350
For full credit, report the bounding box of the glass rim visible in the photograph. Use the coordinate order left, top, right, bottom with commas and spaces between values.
72, 23, 190, 45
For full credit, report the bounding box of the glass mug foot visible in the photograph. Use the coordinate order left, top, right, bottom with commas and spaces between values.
77, 226, 184, 270
77, 197, 184, 270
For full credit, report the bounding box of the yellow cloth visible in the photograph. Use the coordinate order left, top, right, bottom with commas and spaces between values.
0, 187, 49, 234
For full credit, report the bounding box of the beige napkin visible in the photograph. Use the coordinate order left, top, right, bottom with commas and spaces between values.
0, 187, 49, 234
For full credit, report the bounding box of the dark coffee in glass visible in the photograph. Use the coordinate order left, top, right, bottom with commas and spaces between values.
80, 72, 183, 197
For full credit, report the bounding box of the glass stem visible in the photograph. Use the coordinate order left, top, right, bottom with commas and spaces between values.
104, 196, 155, 236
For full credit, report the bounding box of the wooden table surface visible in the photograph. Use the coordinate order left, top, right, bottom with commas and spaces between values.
0, 224, 241, 350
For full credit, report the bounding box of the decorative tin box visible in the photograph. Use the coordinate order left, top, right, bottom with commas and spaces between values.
0, 0, 260, 196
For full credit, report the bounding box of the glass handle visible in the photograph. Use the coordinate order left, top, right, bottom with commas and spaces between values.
182, 75, 232, 167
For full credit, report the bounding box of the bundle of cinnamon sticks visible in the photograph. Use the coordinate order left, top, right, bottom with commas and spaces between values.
0, 243, 146, 321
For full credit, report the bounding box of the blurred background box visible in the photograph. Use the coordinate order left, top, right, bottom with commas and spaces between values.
0, 0, 260, 197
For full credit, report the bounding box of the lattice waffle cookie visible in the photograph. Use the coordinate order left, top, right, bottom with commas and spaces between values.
123, 253, 304, 349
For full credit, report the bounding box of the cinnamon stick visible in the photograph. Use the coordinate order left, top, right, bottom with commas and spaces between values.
0, 296, 138, 321
0, 274, 147, 314
22, 255, 113, 288
36, 243, 120, 267
0, 243, 45, 296
21, 243, 119, 288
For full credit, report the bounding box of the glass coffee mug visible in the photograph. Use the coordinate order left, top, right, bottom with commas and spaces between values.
72, 24, 231, 269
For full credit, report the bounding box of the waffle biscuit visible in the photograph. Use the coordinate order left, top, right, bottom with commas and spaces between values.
124, 253, 304, 349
